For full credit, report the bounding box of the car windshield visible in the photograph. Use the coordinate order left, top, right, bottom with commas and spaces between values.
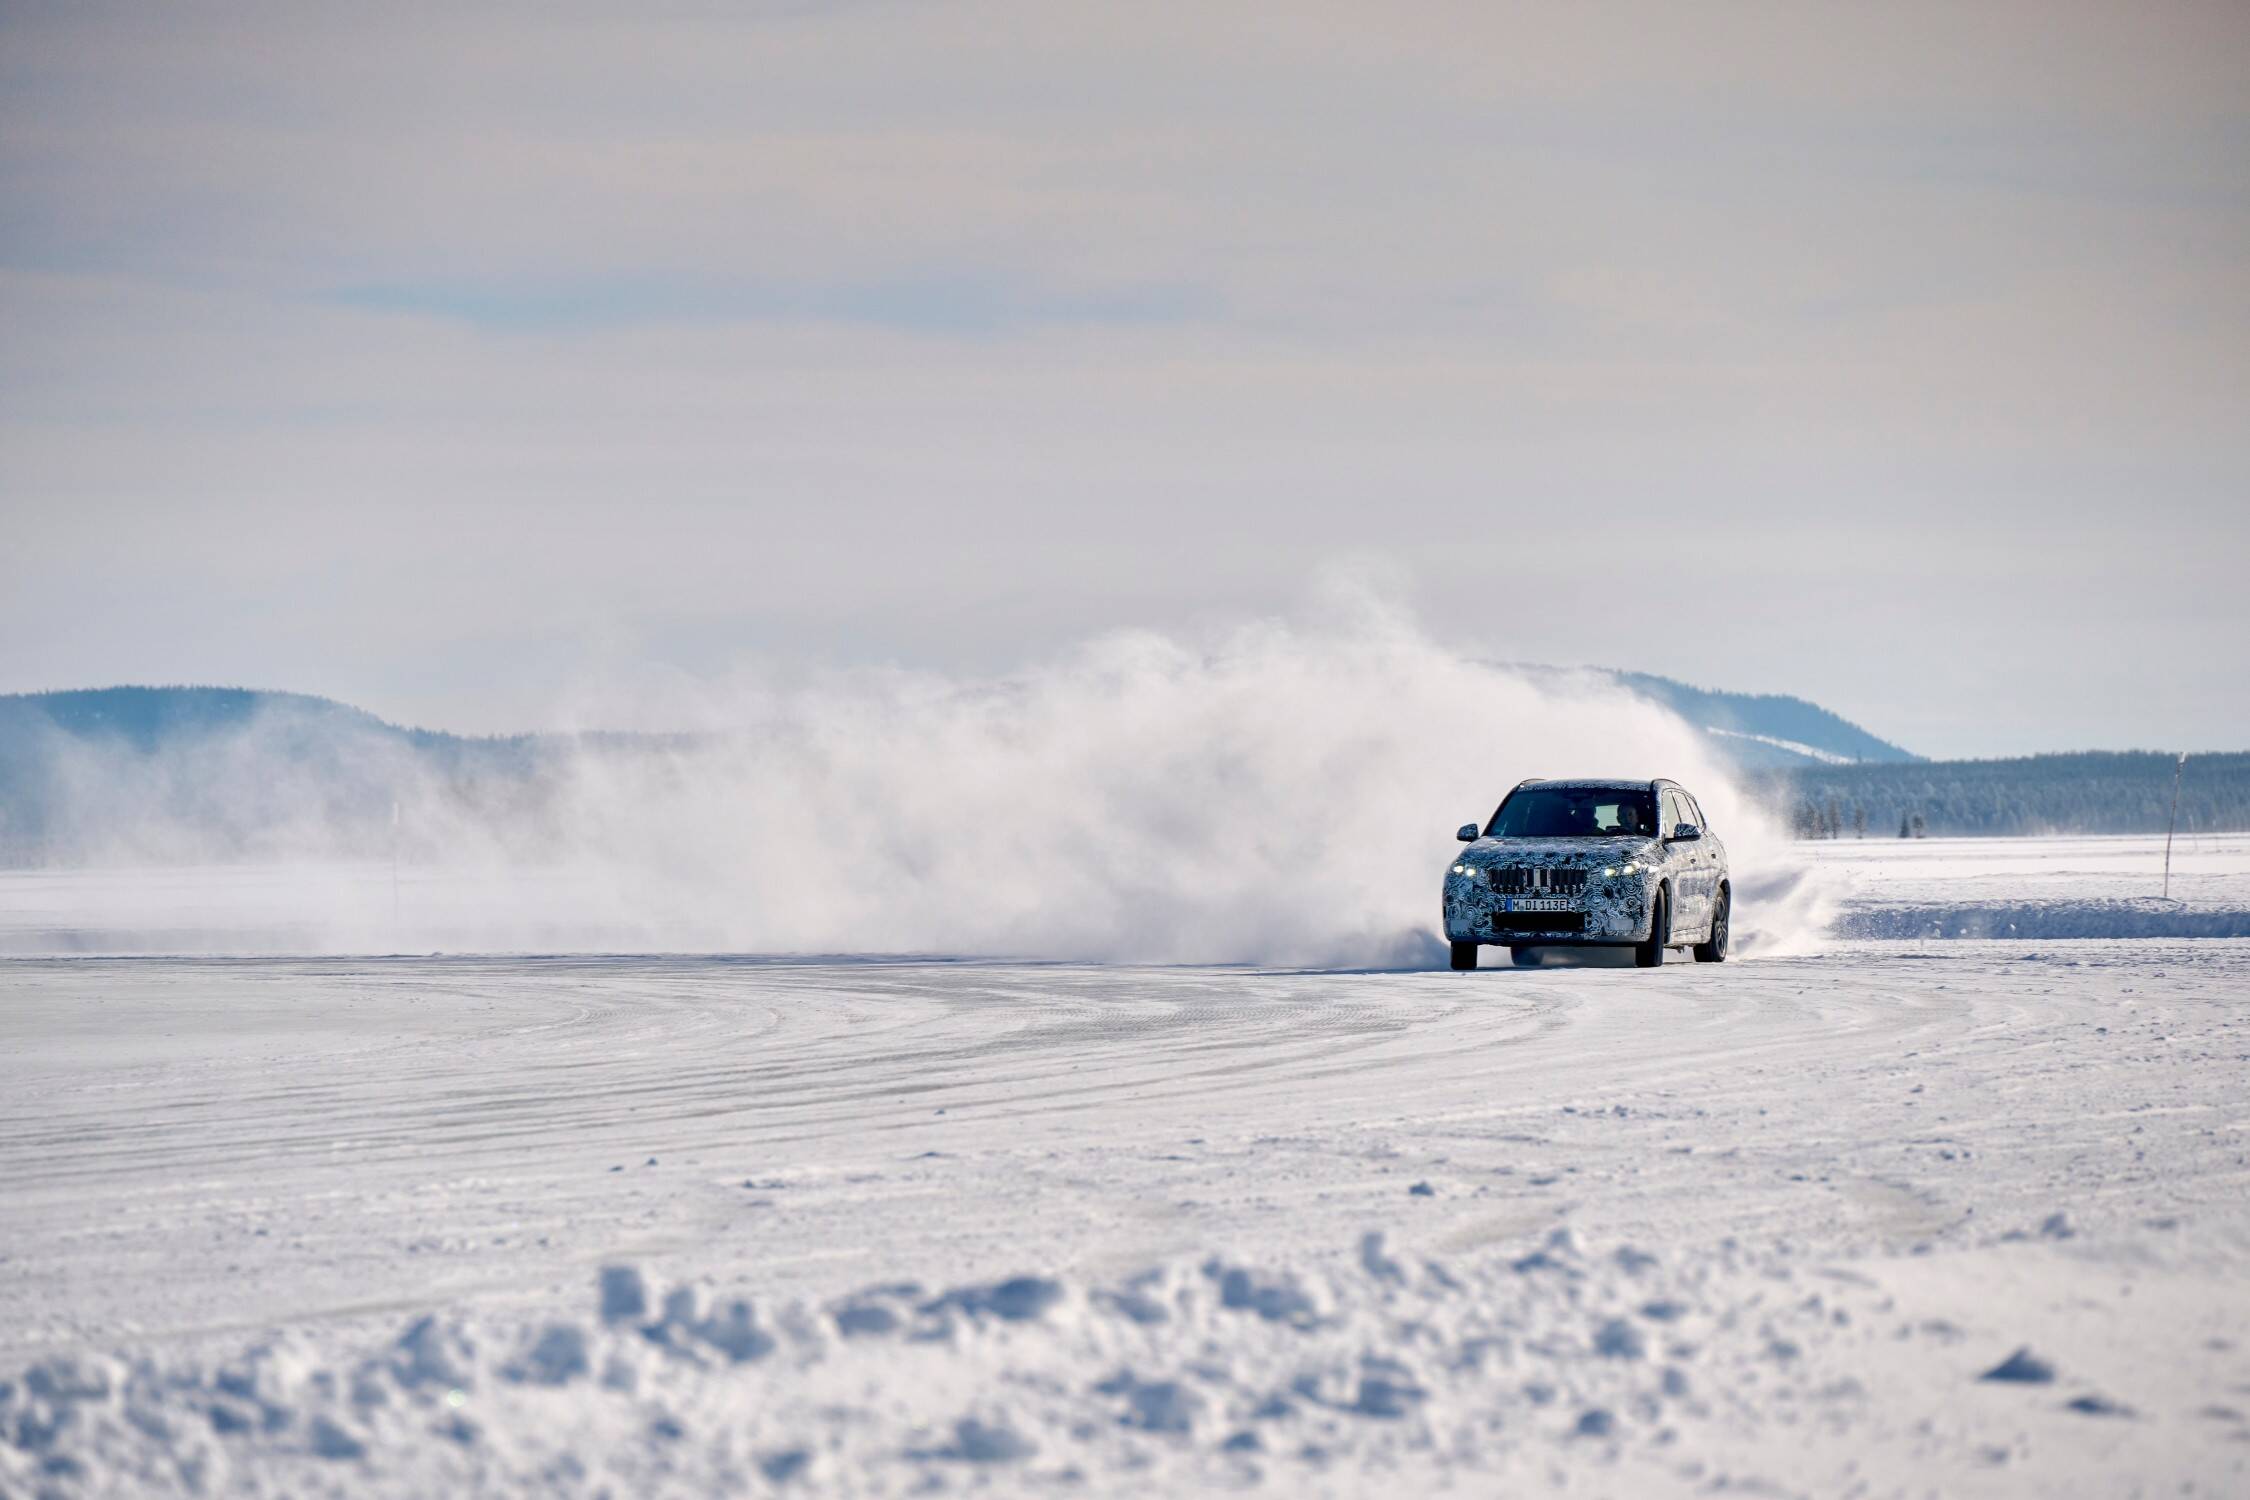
1486, 787, 1656, 839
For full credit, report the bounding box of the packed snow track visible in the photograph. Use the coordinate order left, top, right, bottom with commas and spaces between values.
5, 940, 2248, 1496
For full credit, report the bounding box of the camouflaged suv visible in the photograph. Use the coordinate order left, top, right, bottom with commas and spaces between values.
1442, 778, 1729, 970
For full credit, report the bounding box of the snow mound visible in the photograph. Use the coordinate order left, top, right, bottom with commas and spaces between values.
0, 1228, 1945, 1497
1837, 900, 2250, 940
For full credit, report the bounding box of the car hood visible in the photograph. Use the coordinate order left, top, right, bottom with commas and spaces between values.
1462, 838, 1660, 869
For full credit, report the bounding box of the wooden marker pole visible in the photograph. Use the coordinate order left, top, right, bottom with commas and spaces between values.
2163, 753, 2186, 901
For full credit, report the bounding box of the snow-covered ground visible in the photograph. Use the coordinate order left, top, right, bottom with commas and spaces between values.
4, 839, 2249, 1497
1806, 831, 2250, 908
1806, 832, 2250, 939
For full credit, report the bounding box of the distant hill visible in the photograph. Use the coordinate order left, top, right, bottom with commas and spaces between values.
7, 685, 398, 750
1605, 671, 1920, 768
4, 684, 2238, 862
1505, 667, 1920, 768
0, 686, 546, 864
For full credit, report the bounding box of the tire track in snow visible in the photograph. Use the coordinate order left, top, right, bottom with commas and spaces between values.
3, 942, 2246, 1359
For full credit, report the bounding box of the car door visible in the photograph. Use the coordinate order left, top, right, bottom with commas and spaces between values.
1661, 789, 1705, 934
1683, 789, 1720, 936
1686, 791, 1724, 920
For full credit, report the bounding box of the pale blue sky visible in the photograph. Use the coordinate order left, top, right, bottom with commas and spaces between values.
3, 1, 2246, 756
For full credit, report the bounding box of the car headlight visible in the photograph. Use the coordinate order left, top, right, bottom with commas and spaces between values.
1451, 864, 1477, 877
1600, 862, 1644, 877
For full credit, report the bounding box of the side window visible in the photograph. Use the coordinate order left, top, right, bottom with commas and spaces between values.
1684, 794, 1706, 830
1660, 790, 1684, 835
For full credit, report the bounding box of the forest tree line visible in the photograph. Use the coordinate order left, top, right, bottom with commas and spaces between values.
1753, 750, 2250, 839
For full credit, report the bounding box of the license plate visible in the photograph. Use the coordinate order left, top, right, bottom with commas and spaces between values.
1506, 897, 1576, 912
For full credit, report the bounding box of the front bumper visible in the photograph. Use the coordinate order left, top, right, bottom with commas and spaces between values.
1441, 875, 1654, 945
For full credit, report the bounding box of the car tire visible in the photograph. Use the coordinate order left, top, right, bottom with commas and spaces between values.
1693, 886, 1730, 963
1634, 888, 1668, 968
1449, 940, 1479, 972
1509, 946, 1536, 967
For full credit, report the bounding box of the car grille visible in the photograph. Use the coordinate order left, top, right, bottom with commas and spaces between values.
1490, 911, 1587, 934
1485, 866, 1589, 895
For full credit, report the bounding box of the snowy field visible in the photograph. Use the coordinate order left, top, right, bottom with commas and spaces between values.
4, 838, 2250, 1497
1812, 832, 2250, 939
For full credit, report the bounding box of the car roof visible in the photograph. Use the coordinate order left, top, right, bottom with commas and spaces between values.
1518, 777, 1669, 793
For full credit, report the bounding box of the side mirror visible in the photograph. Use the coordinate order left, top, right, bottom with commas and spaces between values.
1666, 822, 1702, 843
1457, 823, 1481, 842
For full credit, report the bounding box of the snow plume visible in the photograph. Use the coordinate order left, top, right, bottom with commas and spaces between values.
1, 595, 1830, 962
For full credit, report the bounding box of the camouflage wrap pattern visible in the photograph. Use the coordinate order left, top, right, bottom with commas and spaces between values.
1440, 779, 1729, 948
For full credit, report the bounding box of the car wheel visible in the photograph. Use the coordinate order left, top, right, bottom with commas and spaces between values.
1693, 886, 1730, 963
1449, 940, 1479, 972
1509, 946, 1536, 967
1634, 888, 1668, 968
